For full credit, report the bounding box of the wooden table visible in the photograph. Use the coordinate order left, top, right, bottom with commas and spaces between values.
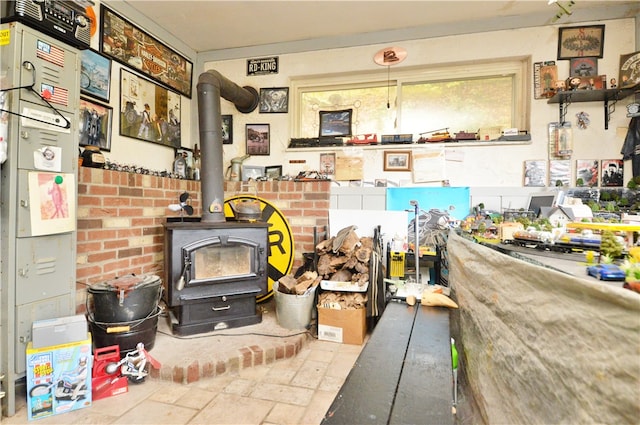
322, 301, 454, 425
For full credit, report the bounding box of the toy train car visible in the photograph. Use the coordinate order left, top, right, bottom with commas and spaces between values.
509, 228, 602, 253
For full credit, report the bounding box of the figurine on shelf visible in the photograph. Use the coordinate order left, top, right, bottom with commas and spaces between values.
610, 78, 617, 89
568, 77, 581, 90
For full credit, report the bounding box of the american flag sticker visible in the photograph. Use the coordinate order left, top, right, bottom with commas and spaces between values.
36, 39, 65, 67
40, 83, 68, 107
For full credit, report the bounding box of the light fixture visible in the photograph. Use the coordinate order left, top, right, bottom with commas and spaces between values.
549, 0, 576, 22
374, 46, 407, 109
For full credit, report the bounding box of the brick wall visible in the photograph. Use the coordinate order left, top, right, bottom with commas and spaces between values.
76, 167, 330, 312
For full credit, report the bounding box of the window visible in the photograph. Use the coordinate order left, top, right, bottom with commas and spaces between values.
291, 58, 529, 140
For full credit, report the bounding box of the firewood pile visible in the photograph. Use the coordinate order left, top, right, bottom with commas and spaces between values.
276, 271, 321, 295
315, 225, 372, 289
318, 291, 367, 309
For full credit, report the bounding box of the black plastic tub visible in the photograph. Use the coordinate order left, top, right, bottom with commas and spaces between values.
87, 274, 162, 322
88, 307, 161, 355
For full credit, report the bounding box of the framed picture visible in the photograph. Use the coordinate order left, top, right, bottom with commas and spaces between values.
524, 160, 547, 187
79, 97, 112, 151
320, 152, 336, 175
319, 109, 352, 137
619, 51, 640, 88
246, 124, 270, 155
576, 159, 599, 187
100, 5, 193, 98
557, 25, 605, 60
259, 87, 289, 113
242, 165, 265, 181
264, 165, 282, 180
383, 150, 412, 171
601, 159, 624, 187
549, 159, 571, 187
265, 165, 283, 179
119, 68, 182, 148
569, 57, 598, 77
222, 114, 233, 144
80, 48, 111, 102
174, 147, 193, 179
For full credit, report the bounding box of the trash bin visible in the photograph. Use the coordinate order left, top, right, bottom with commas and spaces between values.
273, 282, 317, 330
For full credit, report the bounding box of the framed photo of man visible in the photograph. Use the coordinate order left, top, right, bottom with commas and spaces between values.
79, 97, 112, 151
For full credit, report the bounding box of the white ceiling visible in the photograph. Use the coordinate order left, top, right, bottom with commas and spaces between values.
122, 1, 639, 54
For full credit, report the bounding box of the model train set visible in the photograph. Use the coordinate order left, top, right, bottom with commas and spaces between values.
507, 227, 608, 253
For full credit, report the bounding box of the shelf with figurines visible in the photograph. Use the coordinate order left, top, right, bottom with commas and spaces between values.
547, 81, 639, 129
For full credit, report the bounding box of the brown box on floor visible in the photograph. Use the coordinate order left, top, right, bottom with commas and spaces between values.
317, 305, 366, 345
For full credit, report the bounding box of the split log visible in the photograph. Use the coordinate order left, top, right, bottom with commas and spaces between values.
355, 247, 371, 263
278, 275, 298, 294
330, 269, 353, 282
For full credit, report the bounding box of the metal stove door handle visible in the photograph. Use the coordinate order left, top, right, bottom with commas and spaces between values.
177, 256, 191, 291
212, 305, 230, 311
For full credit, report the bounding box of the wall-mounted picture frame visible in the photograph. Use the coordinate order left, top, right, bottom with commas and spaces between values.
119, 68, 181, 148
576, 159, 599, 187
569, 57, 597, 77
524, 160, 547, 187
383, 150, 412, 171
222, 114, 233, 144
619, 51, 640, 88
242, 165, 265, 181
174, 147, 193, 179
100, 5, 193, 98
80, 48, 112, 102
320, 152, 336, 175
79, 97, 113, 151
557, 25, 605, 60
601, 159, 623, 187
265, 165, 283, 179
259, 87, 289, 113
246, 124, 270, 155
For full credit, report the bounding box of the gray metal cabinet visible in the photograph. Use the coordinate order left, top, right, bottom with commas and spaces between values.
0, 22, 79, 417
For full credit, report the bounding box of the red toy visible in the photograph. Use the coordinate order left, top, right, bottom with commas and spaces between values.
92, 346, 128, 401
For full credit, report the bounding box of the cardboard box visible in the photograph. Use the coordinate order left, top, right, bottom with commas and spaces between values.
26, 334, 92, 421
32, 315, 88, 349
317, 306, 366, 345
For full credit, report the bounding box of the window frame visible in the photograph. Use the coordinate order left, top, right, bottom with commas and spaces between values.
290, 57, 530, 139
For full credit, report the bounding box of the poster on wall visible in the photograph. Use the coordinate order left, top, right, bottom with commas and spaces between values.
28, 172, 76, 236
119, 68, 181, 148
386, 187, 470, 252
524, 160, 547, 187
576, 159, 599, 187
100, 5, 193, 97
549, 160, 571, 187
600, 159, 624, 187
412, 147, 445, 183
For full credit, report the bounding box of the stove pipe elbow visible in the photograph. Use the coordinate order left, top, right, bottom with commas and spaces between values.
197, 70, 259, 222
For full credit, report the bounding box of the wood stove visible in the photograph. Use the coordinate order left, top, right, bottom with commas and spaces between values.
163, 69, 265, 336
164, 220, 269, 336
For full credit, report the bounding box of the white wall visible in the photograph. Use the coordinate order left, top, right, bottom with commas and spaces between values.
201, 18, 636, 187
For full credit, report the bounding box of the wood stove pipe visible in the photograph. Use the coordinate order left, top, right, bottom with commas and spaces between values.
197, 70, 259, 222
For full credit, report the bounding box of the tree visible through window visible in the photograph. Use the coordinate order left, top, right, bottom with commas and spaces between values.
293, 58, 527, 140
401, 77, 514, 137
